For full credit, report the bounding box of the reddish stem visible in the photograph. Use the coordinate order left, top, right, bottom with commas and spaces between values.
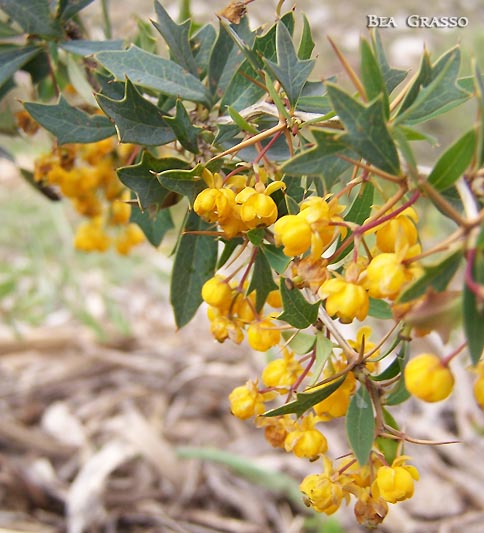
290, 347, 316, 392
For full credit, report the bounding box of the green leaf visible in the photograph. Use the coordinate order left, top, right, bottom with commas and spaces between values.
298, 14, 315, 60
308, 333, 333, 386
368, 298, 393, 319
279, 278, 319, 329
376, 409, 399, 464
248, 252, 277, 312
191, 23, 216, 77
282, 331, 316, 355
170, 210, 218, 328
95, 45, 211, 107
263, 376, 345, 418
463, 228, 484, 365
156, 164, 205, 204
373, 342, 407, 382
360, 37, 388, 117
326, 83, 400, 175
265, 22, 315, 107
0, 0, 62, 37
474, 65, 484, 167
217, 238, 243, 269
57, 0, 94, 21
152, 0, 198, 76
282, 129, 356, 184
0, 18, 22, 37
371, 30, 407, 94
66, 54, 97, 107
117, 152, 188, 208
396, 47, 469, 125
0, 45, 42, 89
398, 48, 432, 115
60, 39, 124, 57
165, 99, 201, 153
385, 375, 410, 406
130, 205, 174, 247
227, 105, 258, 134
96, 79, 175, 146
398, 250, 462, 303
427, 129, 476, 192
24, 96, 115, 144
346, 386, 375, 465
261, 243, 291, 274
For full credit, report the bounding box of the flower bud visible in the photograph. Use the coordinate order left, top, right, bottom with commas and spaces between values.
247, 319, 281, 351
274, 215, 312, 257
318, 278, 369, 323
404, 353, 454, 402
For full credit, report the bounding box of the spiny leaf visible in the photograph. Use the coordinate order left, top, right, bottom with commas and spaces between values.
60, 39, 124, 57
24, 96, 115, 144
427, 129, 476, 191
261, 243, 291, 274
263, 377, 345, 418
130, 205, 174, 247
398, 48, 432, 115
0, 45, 42, 89
191, 23, 216, 77
156, 164, 206, 204
346, 386, 375, 465
0, 0, 62, 37
298, 14, 315, 60
165, 99, 202, 153
152, 0, 198, 76
57, 0, 95, 21
248, 251, 277, 312
265, 22, 315, 107
96, 79, 175, 146
170, 210, 218, 328
279, 278, 320, 329
326, 83, 400, 175
95, 45, 211, 107
360, 37, 388, 117
370, 30, 407, 94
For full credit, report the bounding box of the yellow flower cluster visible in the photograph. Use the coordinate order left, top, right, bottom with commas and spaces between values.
33, 139, 145, 255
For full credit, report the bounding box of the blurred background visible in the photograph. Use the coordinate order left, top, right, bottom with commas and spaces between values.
1, 1, 484, 532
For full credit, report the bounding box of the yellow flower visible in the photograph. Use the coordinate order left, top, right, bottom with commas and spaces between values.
261, 349, 303, 390
313, 371, 356, 420
284, 415, 328, 459
274, 215, 312, 257
374, 458, 419, 504
247, 318, 281, 351
74, 218, 111, 252
404, 353, 454, 402
193, 187, 235, 223
364, 253, 411, 299
375, 207, 419, 253
318, 277, 369, 323
201, 276, 233, 310
239, 192, 278, 228
228, 381, 266, 419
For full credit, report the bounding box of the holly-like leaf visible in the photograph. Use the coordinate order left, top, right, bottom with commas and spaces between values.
130, 204, 174, 247
398, 48, 432, 115
248, 252, 278, 312
152, 0, 198, 76
327, 83, 400, 175
95, 45, 211, 107
164, 99, 201, 153
396, 47, 469, 125
282, 129, 356, 187
0, 45, 42, 89
463, 227, 484, 365
60, 39, 124, 57
57, 0, 95, 21
263, 377, 345, 418
279, 278, 320, 329
96, 79, 175, 146
371, 30, 407, 94
298, 14, 315, 60
24, 96, 115, 144
0, 0, 62, 37
156, 164, 205, 204
191, 23, 216, 78
170, 210, 218, 328
265, 22, 315, 107
360, 37, 388, 117
261, 243, 291, 275
346, 386, 375, 465
398, 249, 463, 303
427, 129, 476, 192
117, 152, 188, 208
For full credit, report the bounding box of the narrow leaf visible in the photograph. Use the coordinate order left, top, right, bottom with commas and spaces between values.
24, 96, 115, 144
248, 252, 278, 312
298, 14, 315, 60
371, 30, 407, 94
170, 210, 218, 328
427, 129, 476, 191
57, 0, 95, 21
0, 45, 42, 89
279, 278, 320, 329
346, 386, 375, 465
360, 37, 388, 116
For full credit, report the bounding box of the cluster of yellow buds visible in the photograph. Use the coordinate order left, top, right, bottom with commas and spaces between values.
33, 139, 145, 254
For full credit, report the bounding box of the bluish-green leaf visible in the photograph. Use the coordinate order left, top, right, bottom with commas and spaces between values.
261, 243, 291, 274
398, 249, 463, 303
279, 278, 319, 329
346, 386, 375, 465
396, 47, 469, 125
96, 79, 175, 146
156, 164, 205, 204
398, 48, 432, 115
427, 129, 476, 191
165, 99, 201, 153
117, 152, 188, 208
463, 226, 484, 365
263, 376, 345, 418
170, 210, 218, 328
130, 205, 174, 247
152, 0, 197, 76
298, 14, 315, 60
24, 96, 115, 144
248, 251, 278, 312
95, 45, 211, 107
368, 298, 393, 319
327, 83, 400, 175
360, 37, 388, 117
57, 0, 94, 21
0, 0, 62, 37
60, 39, 124, 57
265, 22, 315, 107
371, 30, 407, 94
0, 45, 42, 89
191, 23, 216, 77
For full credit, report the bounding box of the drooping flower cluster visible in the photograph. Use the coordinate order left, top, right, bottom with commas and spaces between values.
33, 139, 144, 254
